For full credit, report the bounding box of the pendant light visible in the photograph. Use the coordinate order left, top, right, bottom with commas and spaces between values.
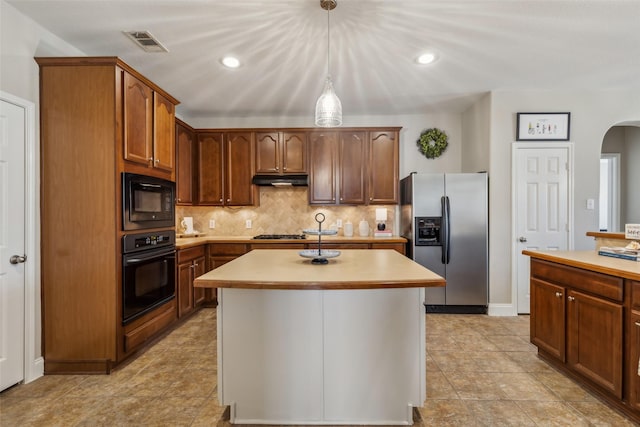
315, 0, 342, 127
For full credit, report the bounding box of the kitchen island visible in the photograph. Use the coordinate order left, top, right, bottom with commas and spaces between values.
194, 249, 445, 425
523, 249, 640, 423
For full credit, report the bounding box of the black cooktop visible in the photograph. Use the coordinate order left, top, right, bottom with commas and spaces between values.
253, 234, 307, 240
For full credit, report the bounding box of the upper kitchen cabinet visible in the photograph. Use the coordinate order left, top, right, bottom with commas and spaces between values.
176, 119, 195, 205
197, 131, 257, 206
308, 131, 338, 204
255, 131, 307, 175
308, 128, 401, 205
123, 71, 177, 178
368, 130, 399, 204
339, 131, 367, 204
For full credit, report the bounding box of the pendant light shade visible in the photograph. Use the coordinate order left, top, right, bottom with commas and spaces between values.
315, 0, 342, 127
315, 75, 342, 127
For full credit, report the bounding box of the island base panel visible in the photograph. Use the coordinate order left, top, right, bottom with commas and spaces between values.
217, 287, 425, 424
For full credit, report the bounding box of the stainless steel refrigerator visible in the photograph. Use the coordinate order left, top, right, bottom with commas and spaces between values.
400, 172, 488, 313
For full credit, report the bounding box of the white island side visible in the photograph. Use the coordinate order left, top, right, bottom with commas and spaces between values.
194, 249, 446, 425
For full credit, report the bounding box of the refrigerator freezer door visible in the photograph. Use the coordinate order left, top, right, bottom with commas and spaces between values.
444, 173, 489, 306
411, 174, 444, 217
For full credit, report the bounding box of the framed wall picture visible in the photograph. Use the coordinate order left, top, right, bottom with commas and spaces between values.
516, 112, 570, 141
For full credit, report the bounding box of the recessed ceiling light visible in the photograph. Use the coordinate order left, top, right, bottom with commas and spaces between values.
221, 56, 240, 69
416, 52, 437, 65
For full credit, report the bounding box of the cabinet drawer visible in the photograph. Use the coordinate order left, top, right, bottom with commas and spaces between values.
124, 302, 176, 352
250, 243, 306, 250
177, 245, 205, 263
531, 259, 623, 302
208, 243, 248, 256
308, 243, 368, 250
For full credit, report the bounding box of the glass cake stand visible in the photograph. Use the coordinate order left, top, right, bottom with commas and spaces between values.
300, 213, 340, 264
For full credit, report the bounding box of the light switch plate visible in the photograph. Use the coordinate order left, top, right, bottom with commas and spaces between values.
209, 219, 215, 229
586, 199, 595, 210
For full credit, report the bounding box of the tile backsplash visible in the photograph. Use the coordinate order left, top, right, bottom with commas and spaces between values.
176, 187, 397, 236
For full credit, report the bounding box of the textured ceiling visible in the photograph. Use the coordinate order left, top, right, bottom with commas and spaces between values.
8, 0, 640, 122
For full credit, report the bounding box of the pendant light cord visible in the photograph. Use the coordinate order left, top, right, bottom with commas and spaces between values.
326, 5, 331, 77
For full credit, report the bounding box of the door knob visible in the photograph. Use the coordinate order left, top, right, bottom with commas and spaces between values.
10, 255, 27, 264
519, 236, 527, 242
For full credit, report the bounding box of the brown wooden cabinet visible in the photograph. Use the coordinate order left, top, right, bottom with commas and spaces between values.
176, 120, 195, 205
36, 57, 179, 374
530, 278, 566, 362
256, 131, 307, 175
369, 130, 399, 204
308, 128, 400, 205
530, 259, 625, 399
177, 246, 206, 318
339, 131, 367, 204
308, 131, 338, 204
630, 310, 640, 411
123, 71, 176, 176
197, 131, 256, 206
567, 289, 623, 397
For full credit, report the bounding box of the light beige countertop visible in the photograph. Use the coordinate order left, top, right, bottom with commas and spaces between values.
194, 249, 445, 290
522, 250, 640, 281
176, 234, 407, 249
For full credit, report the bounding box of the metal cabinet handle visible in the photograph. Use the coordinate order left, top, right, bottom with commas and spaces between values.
635, 322, 640, 327
10, 254, 27, 264
155, 159, 160, 164
519, 236, 527, 242
568, 296, 575, 302
555, 292, 563, 298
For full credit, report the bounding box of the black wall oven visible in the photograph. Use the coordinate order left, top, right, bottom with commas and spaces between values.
122, 230, 176, 325
122, 172, 175, 230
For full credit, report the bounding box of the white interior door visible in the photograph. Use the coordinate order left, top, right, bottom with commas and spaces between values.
514, 146, 570, 314
0, 97, 26, 391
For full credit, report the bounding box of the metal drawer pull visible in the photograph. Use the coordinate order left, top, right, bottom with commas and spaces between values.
555, 292, 562, 298
567, 296, 575, 302
635, 322, 640, 327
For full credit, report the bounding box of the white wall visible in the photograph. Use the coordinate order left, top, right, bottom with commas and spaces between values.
489, 90, 640, 305
461, 92, 491, 173
1, 0, 85, 374
624, 126, 640, 224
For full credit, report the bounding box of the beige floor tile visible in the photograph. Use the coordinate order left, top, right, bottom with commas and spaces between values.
3, 310, 640, 426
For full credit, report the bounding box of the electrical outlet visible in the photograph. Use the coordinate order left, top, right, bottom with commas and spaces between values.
586, 198, 595, 210
245, 219, 252, 229
209, 219, 215, 229
336, 219, 343, 228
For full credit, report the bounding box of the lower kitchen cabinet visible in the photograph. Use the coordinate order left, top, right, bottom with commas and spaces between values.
566, 289, 623, 398
529, 258, 633, 418
177, 246, 206, 317
206, 243, 249, 304
530, 278, 566, 362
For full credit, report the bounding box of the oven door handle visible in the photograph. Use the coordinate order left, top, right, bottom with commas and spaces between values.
124, 250, 175, 265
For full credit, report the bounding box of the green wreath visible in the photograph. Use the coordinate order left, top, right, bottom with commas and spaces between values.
416, 128, 448, 159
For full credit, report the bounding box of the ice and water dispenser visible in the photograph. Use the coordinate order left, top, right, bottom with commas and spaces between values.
415, 217, 442, 246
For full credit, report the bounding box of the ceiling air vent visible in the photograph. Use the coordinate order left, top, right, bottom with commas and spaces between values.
123, 31, 169, 53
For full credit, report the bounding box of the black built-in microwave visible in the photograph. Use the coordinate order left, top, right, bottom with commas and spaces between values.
122, 172, 175, 230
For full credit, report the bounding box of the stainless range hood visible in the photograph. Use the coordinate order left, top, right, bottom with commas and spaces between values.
252, 174, 308, 187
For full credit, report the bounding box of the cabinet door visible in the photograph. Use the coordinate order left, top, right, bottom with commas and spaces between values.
177, 261, 194, 318
369, 131, 398, 204
225, 132, 255, 206
630, 311, 640, 411
339, 131, 367, 204
530, 278, 565, 362
309, 132, 337, 204
282, 132, 307, 174
176, 123, 194, 205
153, 92, 175, 172
255, 132, 279, 174
567, 289, 623, 398
193, 255, 206, 307
197, 132, 224, 205
123, 72, 153, 166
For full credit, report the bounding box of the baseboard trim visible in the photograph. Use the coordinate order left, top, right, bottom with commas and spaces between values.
488, 303, 518, 316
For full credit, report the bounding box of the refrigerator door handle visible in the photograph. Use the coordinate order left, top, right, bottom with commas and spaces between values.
443, 196, 451, 264
440, 196, 448, 264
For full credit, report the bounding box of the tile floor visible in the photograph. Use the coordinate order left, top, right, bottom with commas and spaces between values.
1, 309, 638, 426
